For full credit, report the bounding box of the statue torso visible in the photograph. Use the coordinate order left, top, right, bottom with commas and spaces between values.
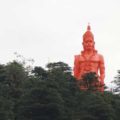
76, 50, 102, 78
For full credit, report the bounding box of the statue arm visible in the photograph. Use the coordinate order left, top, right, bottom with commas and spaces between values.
74, 55, 80, 80
99, 55, 105, 84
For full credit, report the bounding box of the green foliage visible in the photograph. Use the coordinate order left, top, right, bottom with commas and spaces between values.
46, 61, 71, 74
0, 60, 120, 120
78, 72, 104, 92
17, 84, 64, 120
113, 70, 120, 93
32, 66, 48, 79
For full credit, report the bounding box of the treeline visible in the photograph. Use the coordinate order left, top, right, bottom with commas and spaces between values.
0, 61, 120, 120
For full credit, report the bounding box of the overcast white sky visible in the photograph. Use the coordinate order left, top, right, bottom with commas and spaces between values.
0, 0, 120, 87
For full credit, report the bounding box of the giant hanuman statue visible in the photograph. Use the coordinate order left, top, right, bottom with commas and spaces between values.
74, 25, 105, 92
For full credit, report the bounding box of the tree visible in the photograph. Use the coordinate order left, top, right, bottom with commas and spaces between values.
46, 62, 71, 74
113, 70, 120, 93
78, 72, 104, 92
0, 64, 14, 120
5, 61, 28, 120
72, 91, 116, 120
0, 60, 120, 120
46, 62, 77, 120
32, 66, 47, 79
16, 77, 65, 120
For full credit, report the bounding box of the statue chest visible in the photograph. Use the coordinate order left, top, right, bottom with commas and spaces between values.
78, 54, 100, 71
79, 54, 100, 63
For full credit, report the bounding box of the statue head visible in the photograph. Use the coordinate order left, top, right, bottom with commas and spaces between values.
82, 25, 95, 51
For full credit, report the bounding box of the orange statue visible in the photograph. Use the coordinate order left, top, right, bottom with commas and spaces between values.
74, 25, 105, 92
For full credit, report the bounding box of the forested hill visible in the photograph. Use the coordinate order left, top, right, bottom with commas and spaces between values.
0, 61, 120, 120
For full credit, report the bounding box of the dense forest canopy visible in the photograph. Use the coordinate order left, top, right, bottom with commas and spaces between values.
0, 60, 120, 120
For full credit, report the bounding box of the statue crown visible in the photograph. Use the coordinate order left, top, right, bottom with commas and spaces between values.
83, 25, 94, 41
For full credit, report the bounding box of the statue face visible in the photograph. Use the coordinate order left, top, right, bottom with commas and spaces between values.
83, 37, 95, 51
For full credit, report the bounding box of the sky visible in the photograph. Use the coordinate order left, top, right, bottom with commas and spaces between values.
0, 0, 120, 88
